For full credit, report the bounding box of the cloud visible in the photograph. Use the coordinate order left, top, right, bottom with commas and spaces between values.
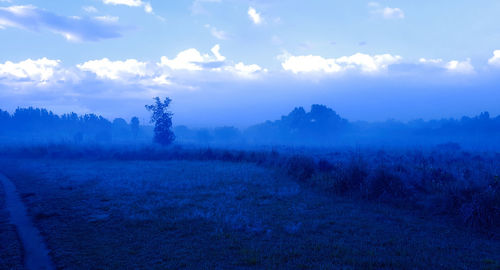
280, 53, 401, 74
94, 15, 119, 23
158, 44, 229, 71
381, 7, 404, 19
0, 5, 124, 41
0, 58, 79, 88
159, 48, 218, 71
77, 58, 149, 80
75, 45, 263, 87
103, 0, 141, 7
0, 58, 61, 83
248, 7, 262, 25
102, 0, 153, 14
224, 62, 266, 78
420, 58, 475, 74
205, 24, 228, 40
83, 6, 98, 13
488, 50, 500, 67
419, 58, 443, 65
445, 59, 474, 74
369, 3, 405, 19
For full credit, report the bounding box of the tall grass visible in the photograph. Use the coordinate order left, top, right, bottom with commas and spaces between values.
1, 143, 498, 235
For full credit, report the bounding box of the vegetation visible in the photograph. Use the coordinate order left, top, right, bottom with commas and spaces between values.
145, 97, 175, 146
1, 104, 499, 268
2, 105, 500, 149
0, 107, 149, 144
1, 144, 498, 236
1, 157, 498, 269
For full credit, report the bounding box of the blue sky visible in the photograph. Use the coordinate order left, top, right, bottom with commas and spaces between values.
1, 0, 500, 127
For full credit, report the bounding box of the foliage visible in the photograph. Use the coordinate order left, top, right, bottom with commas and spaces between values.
145, 97, 175, 146
0, 107, 144, 143
130, 117, 140, 139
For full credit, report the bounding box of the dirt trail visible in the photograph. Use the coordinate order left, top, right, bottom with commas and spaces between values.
0, 173, 54, 270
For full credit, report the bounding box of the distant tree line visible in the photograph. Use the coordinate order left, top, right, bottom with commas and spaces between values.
0, 107, 151, 144
176, 105, 500, 149
2, 105, 500, 149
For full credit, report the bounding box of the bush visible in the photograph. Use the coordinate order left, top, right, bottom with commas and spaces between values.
285, 155, 316, 181
332, 159, 368, 195
460, 187, 500, 231
318, 159, 334, 173
366, 167, 408, 200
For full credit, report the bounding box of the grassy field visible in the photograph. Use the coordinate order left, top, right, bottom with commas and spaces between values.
0, 179, 25, 270
1, 157, 499, 269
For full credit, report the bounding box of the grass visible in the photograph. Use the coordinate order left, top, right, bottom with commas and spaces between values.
0, 177, 25, 270
0, 157, 499, 269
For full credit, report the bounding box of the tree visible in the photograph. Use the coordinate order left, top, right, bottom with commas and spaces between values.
145, 97, 175, 145
130, 117, 140, 139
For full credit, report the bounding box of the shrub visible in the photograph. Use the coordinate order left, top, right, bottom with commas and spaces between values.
366, 167, 408, 200
332, 159, 368, 195
285, 155, 316, 181
318, 159, 334, 173
460, 187, 500, 231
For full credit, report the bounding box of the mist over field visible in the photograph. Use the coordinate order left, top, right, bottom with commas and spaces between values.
1, 1, 500, 269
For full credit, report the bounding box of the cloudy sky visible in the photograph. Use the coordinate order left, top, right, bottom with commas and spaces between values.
1, 0, 500, 127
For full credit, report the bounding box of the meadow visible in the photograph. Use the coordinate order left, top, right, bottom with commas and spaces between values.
0, 145, 499, 269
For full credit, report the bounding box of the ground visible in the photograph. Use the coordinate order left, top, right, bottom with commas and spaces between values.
0, 178, 25, 270
0, 158, 499, 269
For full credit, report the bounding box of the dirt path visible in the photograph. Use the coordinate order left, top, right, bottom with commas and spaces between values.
0, 173, 54, 270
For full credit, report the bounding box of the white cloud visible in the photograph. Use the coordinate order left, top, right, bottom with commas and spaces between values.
77, 58, 149, 80
419, 58, 443, 65
420, 57, 475, 74
338, 53, 401, 72
102, 0, 153, 14
205, 24, 228, 40
369, 3, 405, 19
281, 55, 342, 74
210, 44, 226, 62
0, 58, 60, 82
0, 5, 124, 42
158, 45, 264, 78
73, 45, 264, 86
159, 49, 212, 71
280, 53, 401, 74
102, 0, 143, 7
445, 59, 474, 74
248, 7, 262, 25
225, 62, 266, 78
83, 6, 98, 13
94, 16, 119, 23
158, 45, 227, 71
381, 7, 404, 19
488, 50, 500, 67
143, 3, 153, 13
0, 58, 76, 86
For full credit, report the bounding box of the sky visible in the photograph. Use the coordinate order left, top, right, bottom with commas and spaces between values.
1, 0, 500, 127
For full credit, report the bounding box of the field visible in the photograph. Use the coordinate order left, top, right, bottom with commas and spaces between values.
1, 153, 499, 269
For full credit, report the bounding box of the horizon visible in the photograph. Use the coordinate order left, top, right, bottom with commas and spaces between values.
0, 104, 498, 129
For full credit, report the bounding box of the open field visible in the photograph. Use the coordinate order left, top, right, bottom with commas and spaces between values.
0, 179, 24, 270
1, 156, 499, 269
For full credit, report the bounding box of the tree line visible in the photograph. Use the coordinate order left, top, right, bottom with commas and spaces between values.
0, 107, 145, 143
2, 101, 500, 149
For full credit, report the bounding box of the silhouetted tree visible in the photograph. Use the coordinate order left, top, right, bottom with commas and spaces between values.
145, 97, 175, 145
130, 117, 140, 139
